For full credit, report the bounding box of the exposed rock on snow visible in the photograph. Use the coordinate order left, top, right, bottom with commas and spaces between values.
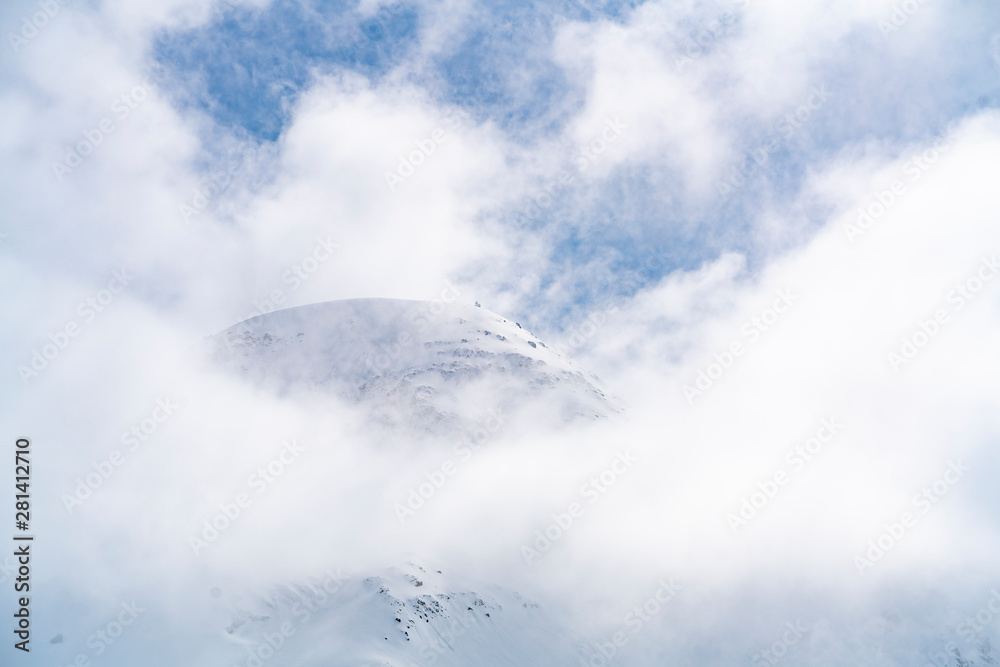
216, 561, 584, 666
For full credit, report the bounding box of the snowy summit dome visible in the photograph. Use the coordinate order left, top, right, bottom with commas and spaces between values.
211, 298, 619, 432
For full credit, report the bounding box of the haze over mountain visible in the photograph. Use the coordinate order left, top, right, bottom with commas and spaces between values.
202, 297, 619, 665
211, 298, 620, 435
216, 560, 584, 667
5, 0, 1000, 664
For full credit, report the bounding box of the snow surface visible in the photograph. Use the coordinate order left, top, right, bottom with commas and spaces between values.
216, 561, 585, 667
211, 298, 619, 434
203, 299, 614, 665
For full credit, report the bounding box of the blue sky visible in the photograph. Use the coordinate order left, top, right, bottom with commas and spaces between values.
4, 1, 1000, 664
145, 0, 1000, 323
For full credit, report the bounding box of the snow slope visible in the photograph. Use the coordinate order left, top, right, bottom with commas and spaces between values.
210, 298, 619, 433
214, 561, 585, 667
201, 299, 616, 665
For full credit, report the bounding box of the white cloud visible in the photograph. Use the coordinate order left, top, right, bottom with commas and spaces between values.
3, 0, 1000, 662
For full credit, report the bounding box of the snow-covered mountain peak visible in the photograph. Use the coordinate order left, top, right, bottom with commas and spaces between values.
211, 298, 619, 432
214, 561, 582, 666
